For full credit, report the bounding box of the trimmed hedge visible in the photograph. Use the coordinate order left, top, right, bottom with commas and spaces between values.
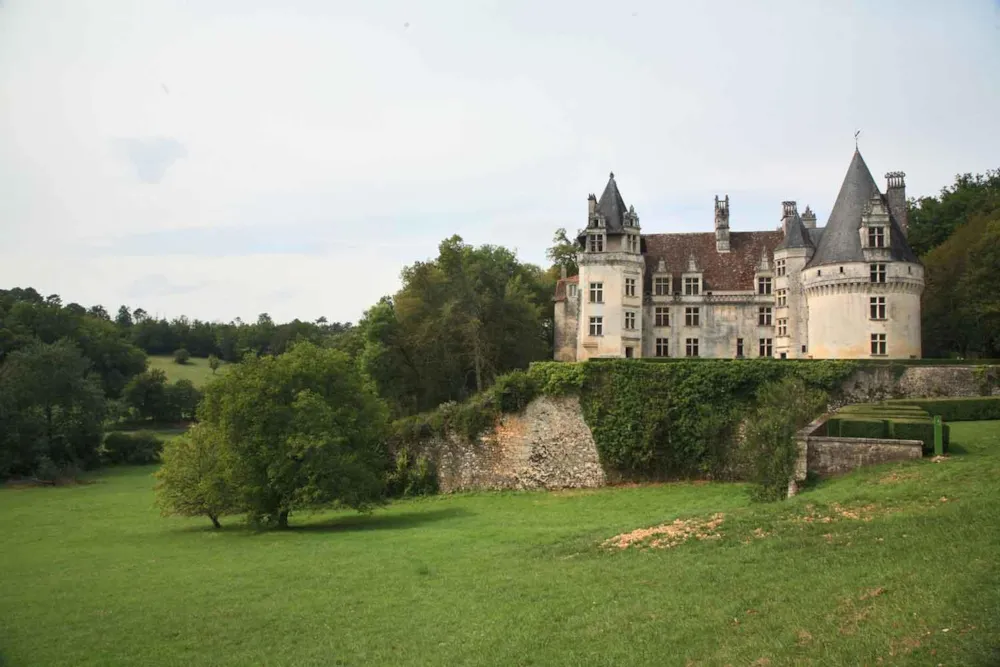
891, 419, 950, 455
888, 397, 1000, 422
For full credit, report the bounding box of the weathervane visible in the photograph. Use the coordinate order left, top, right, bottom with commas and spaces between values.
855, 129, 861, 150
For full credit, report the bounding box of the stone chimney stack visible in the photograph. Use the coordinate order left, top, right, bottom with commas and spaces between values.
781, 200, 797, 236
587, 193, 597, 217
801, 205, 816, 229
885, 171, 907, 237
714, 195, 730, 253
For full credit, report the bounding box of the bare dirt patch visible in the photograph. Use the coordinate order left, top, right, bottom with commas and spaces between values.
602, 513, 725, 550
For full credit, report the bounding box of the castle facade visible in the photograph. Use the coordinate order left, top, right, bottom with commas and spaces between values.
553, 150, 924, 360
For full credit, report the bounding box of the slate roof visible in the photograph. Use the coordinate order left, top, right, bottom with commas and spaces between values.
775, 211, 815, 251
806, 150, 918, 267
643, 231, 783, 292
597, 172, 629, 233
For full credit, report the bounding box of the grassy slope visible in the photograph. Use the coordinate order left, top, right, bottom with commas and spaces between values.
1, 424, 999, 667
147, 354, 227, 388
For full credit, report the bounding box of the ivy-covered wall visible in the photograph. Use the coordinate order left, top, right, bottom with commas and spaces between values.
391, 359, 859, 483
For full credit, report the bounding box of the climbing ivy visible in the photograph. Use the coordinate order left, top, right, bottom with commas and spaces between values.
388, 359, 859, 482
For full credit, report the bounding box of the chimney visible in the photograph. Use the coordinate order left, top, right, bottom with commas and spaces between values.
885, 171, 907, 237
587, 193, 597, 216
801, 205, 816, 229
781, 200, 797, 236
714, 195, 730, 253
560, 265, 567, 280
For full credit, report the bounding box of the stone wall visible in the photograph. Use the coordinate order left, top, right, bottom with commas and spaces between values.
419, 396, 605, 493
805, 435, 923, 477
838, 364, 1000, 405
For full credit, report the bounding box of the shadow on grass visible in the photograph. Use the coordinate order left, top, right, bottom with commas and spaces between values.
293, 507, 473, 533
174, 506, 472, 535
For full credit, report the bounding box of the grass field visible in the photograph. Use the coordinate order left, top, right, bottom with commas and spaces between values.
2, 423, 999, 666
147, 355, 228, 388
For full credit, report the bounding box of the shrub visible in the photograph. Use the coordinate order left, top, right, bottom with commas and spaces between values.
173, 348, 191, 365
828, 418, 887, 439
891, 419, 949, 455
742, 377, 828, 502
889, 397, 1000, 422
102, 431, 163, 465
386, 448, 438, 497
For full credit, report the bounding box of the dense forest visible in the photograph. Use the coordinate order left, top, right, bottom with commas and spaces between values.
1, 169, 997, 481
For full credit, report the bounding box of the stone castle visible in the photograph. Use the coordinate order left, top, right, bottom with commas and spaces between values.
553, 150, 924, 360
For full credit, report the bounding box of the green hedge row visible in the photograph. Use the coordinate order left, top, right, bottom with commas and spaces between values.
887, 397, 1000, 422
825, 415, 949, 455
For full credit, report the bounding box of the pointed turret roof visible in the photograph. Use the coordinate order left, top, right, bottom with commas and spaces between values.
597, 172, 629, 233
806, 150, 918, 267
776, 211, 815, 251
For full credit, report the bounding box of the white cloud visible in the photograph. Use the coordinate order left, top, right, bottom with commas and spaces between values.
0, 0, 998, 322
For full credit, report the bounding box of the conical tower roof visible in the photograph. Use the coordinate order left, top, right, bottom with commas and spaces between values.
596, 172, 629, 233
806, 150, 918, 267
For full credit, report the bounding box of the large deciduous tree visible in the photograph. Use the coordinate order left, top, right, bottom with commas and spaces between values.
192, 343, 389, 528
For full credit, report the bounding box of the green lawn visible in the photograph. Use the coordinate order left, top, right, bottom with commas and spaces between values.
2, 424, 999, 666
147, 354, 228, 388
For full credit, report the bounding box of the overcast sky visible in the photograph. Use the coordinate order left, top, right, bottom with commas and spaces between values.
1, 1, 998, 324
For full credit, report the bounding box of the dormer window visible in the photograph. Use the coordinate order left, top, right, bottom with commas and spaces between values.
625, 235, 639, 253
758, 277, 772, 295
588, 234, 604, 252
684, 277, 700, 296
654, 276, 670, 296
868, 226, 886, 248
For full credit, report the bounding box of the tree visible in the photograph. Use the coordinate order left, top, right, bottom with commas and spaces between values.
123, 369, 169, 421
195, 343, 388, 528
208, 354, 220, 374
155, 424, 239, 528
742, 377, 827, 501
545, 227, 579, 277
0, 339, 106, 476
173, 348, 191, 365
165, 379, 202, 421
907, 168, 1000, 256
115, 305, 133, 328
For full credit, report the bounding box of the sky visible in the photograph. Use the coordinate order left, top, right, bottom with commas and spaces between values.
1, 0, 999, 324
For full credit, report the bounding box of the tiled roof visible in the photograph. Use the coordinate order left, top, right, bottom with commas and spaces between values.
775, 211, 815, 251
553, 274, 580, 301
642, 231, 783, 292
806, 150, 918, 267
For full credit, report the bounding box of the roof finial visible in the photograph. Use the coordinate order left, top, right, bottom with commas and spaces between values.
609, 171, 615, 179
854, 129, 861, 151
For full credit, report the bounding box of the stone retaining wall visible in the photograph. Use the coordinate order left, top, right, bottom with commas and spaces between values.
420, 396, 605, 493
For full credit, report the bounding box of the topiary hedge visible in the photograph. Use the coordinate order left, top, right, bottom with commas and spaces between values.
888, 397, 1000, 422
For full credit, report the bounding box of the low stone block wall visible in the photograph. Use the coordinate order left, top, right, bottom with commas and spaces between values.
423, 396, 606, 493
805, 435, 923, 477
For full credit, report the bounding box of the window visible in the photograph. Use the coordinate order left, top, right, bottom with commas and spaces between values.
870, 333, 886, 356
758, 307, 772, 326
685, 307, 700, 327
624, 346, 634, 358
589, 282, 603, 303
654, 276, 670, 296
776, 259, 786, 277
624, 277, 636, 297
684, 277, 700, 295
759, 338, 773, 357
588, 316, 603, 336
624, 310, 636, 330
736, 338, 744, 357
817, 270, 822, 277
870, 296, 886, 320
870, 263, 886, 283
588, 234, 604, 252
686, 338, 699, 357
801, 345, 807, 353
626, 235, 639, 253
868, 226, 885, 248
776, 289, 787, 307
758, 277, 772, 295
654, 306, 670, 327
567, 284, 577, 298
655, 337, 669, 357
777, 318, 787, 336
